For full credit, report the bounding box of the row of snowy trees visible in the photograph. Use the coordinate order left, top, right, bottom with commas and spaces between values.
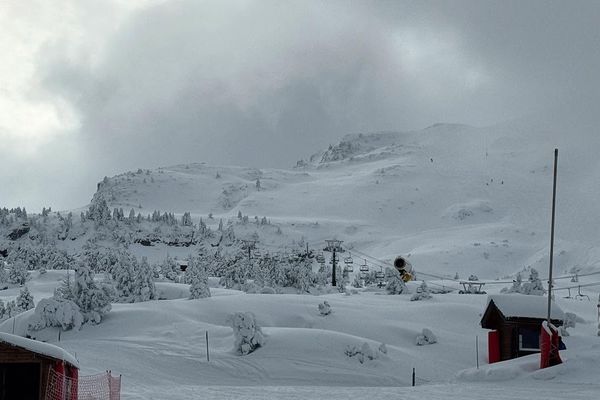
0, 287, 35, 322
27, 256, 158, 334
501, 268, 545, 295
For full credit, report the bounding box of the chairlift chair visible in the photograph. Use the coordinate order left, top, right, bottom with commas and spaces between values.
344, 253, 354, 265
359, 259, 369, 272
344, 264, 354, 273
575, 285, 590, 301
316, 253, 326, 264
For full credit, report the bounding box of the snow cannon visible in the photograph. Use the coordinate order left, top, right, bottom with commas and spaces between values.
393, 256, 413, 282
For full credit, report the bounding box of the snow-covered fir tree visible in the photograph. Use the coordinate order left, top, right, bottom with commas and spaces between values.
132, 257, 156, 302
520, 268, 545, 295
16, 286, 35, 312
186, 257, 211, 299
385, 267, 406, 294
410, 281, 432, 301
502, 272, 523, 293
160, 255, 180, 281
8, 261, 29, 285
230, 312, 265, 355
318, 300, 331, 316
66, 264, 113, 324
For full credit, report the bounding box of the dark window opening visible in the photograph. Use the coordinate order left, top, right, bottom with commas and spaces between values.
0, 363, 40, 400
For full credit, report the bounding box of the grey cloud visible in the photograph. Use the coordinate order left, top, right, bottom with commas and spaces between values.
19, 0, 600, 210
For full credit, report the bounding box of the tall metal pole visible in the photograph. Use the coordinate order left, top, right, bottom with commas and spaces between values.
332, 248, 337, 287
547, 149, 558, 324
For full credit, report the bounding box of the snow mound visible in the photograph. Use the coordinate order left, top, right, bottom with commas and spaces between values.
443, 200, 493, 221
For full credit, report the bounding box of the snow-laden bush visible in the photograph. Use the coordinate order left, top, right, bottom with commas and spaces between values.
410, 281, 432, 301
230, 312, 265, 355
318, 300, 332, 316
385, 267, 406, 295
416, 328, 437, 345
187, 257, 211, 299
501, 273, 523, 294
345, 342, 387, 364
16, 286, 34, 312
260, 286, 276, 294
560, 312, 578, 336
520, 268, 545, 295
352, 274, 363, 288
28, 298, 84, 331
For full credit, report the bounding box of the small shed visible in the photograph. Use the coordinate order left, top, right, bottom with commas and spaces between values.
480, 294, 564, 363
0, 332, 79, 400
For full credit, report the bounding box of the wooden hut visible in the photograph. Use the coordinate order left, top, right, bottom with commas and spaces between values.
480, 294, 564, 363
0, 332, 79, 400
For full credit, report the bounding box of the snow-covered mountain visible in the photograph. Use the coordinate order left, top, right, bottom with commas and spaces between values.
91, 120, 600, 280
3, 118, 600, 400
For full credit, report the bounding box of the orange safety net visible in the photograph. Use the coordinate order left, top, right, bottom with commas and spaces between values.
46, 366, 121, 400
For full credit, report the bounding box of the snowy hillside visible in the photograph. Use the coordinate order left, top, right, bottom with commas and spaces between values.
91, 120, 600, 280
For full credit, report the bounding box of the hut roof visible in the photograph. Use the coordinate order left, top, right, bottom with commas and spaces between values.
0, 332, 79, 368
486, 294, 565, 321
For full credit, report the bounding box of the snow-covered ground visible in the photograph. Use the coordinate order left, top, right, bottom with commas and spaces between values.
2, 270, 600, 399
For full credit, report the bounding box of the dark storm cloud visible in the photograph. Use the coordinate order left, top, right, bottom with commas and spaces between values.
17, 0, 600, 209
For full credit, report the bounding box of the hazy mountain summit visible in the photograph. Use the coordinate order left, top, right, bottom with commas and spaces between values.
90, 120, 600, 279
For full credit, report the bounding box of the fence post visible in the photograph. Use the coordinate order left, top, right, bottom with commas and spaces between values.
412, 367, 415, 386
206, 331, 210, 362
476, 335, 479, 369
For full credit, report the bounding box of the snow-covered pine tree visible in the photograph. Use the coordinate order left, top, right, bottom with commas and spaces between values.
410, 281, 432, 301
0, 263, 8, 285
112, 252, 137, 302
187, 257, 211, 299
385, 267, 406, 294
318, 300, 331, 315
181, 212, 193, 226
8, 261, 29, 285
502, 272, 523, 293
69, 264, 113, 324
230, 312, 265, 355
131, 257, 156, 302
521, 268, 545, 295
160, 255, 179, 281
16, 286, 35, 312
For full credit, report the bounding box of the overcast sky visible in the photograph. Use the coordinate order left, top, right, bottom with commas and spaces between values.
1, 0, 599, 211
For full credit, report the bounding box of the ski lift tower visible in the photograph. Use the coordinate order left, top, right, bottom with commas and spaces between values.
324, 239, 344, 286
241, 239, 259, 264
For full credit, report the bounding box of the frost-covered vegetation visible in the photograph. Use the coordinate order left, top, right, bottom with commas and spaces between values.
230, 312, 265, 355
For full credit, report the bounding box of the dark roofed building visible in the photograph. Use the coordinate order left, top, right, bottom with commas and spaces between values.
0, 332, 79, 400
481, 294, 564, 363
